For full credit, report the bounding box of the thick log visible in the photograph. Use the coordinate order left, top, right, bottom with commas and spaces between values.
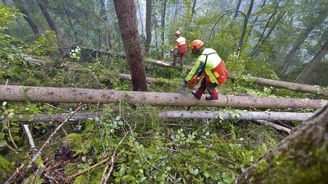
0, 85, 326, 109
158, 111, 313, 121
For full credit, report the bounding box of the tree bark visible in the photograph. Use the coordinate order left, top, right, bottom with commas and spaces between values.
159, 111, 313, 121
0, 85, 326, 109
113, 0, 148, 91
12, 0, 42, 37
161, 0, 167, 58
233, 0, 242, 20
144, 0, 152, 54
237, 0, 254, 57
234, 104, 328, 184
295, 42, 328, 83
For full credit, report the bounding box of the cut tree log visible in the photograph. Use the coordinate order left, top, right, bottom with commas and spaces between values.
242, 75, 328, 96
0, 85, 326, 109
158, 111, 313, 121
12, 111, 292, 133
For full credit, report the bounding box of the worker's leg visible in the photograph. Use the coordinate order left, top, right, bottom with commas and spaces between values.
205, 83, 219, 100
179, 54, 184, 67
192, 78, 206, 99
171, 49, 178, 66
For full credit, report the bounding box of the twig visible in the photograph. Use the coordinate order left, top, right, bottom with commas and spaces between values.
95, 101, 106, 152
61, 127, 68, 136
6, 144, 18, 154
101, 132, 128, 184
22, 124, 36, 150
5, 105, 84, 184
4, 164, 25, 184
27, 104, 84, 168
66, 157, 110, 182
6, 119, 18, 149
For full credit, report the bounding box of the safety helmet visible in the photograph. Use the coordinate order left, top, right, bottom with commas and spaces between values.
175, 31, 181, 36
190, 39, 204, 54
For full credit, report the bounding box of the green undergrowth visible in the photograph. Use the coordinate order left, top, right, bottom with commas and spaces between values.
0, 36, 318, 183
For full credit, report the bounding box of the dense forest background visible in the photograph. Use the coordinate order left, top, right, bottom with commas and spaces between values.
0, 0, 327, 183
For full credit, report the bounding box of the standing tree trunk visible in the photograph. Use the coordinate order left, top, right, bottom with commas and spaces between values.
237, 0, 254, 57
250, 0, 280, 57
191, 0, 197, 20
136, 0, 144, 35
247, 0, 267, 38
60, 0, 78, 43
251, 11, 286, 57
161, 0, 167, 58
295, 42, 328, 83
235, 104, 328, 184
12, 0, 42, 37
233, 0, 242, 20
36, 0, 63, 54
99, 0, 112, 49
279, 15, 325, 75
144, 0, 152, 54
113, 0, 148, 91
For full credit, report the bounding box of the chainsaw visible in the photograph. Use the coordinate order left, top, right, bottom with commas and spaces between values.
176, 75, 203, 94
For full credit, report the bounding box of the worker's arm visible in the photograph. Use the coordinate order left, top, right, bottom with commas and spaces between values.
185, 57, 205, 81
174, 41, 179, 48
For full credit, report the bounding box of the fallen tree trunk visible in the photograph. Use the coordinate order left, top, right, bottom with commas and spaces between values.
119, 74, 155, 83
146, 59, 193, 70
158, 111, 313, 121
11, 112, 97, 122
13, 111, 292, 133
242, 76, 328, 96
1, 85, 326, 109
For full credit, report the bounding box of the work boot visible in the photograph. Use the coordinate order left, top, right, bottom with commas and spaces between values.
205, 95, 218, 100
206, 87, 219, 100
192, 90, 202, 99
